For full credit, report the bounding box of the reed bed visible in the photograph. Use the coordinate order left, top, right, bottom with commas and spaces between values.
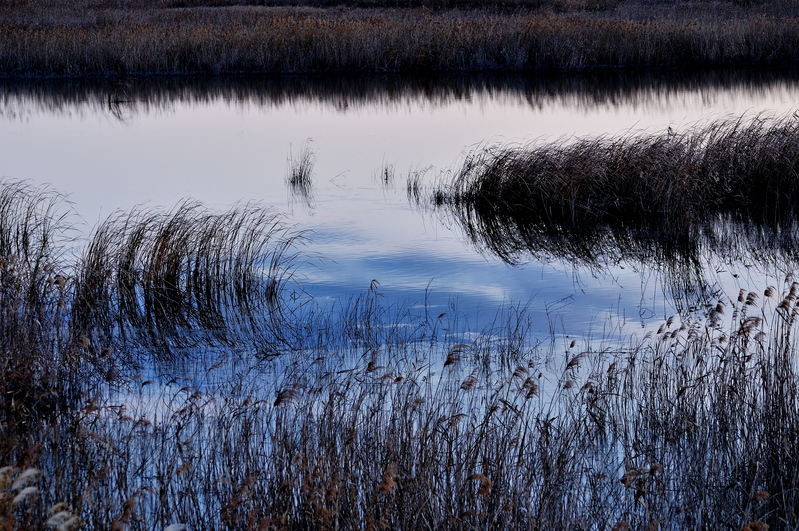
410, 112, 799, 314
7, 276, 799, 529
7, 176, 799, 527
1, 0, 799, 76
0, 181, 77, 468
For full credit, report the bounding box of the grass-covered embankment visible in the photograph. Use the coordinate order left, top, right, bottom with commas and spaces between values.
1, 0, 799, 77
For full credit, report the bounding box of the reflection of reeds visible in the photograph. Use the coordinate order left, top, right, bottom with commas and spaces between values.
2, 0, 799, 75
4, 67, 799, 122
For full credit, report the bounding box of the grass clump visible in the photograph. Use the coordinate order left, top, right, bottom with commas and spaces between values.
432, 114, 799, 229
71, 201, 307, 359
414, 113, 799, 258
286, 139, 317, 208
410, 112, 799, 311
0, 179, 308, 486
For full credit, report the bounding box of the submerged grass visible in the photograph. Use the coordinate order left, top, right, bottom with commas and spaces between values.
1, 0, 799, 76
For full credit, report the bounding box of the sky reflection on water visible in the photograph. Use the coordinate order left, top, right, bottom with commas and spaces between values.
2, 70, 799, 342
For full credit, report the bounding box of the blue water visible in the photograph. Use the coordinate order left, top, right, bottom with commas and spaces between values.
2, 73, 798, 352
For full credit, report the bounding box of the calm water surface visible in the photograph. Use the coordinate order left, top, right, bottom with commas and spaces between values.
2, 71, 799, 347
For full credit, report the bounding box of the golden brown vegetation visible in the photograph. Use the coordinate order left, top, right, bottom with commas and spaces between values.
1, 0, 798, 76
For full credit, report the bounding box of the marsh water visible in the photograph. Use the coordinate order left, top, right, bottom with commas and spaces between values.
3, 69, 799, 367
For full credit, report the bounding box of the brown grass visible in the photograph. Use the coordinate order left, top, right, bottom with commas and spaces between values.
1, 0, 798, 76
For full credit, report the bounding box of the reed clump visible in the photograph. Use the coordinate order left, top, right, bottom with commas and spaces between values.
1, 0, 799, 76
286, 139, 317, 208
410, 113, 799, 314
0, 179, 308, 486
71, 201, 307, 358
416, 114, 799, 253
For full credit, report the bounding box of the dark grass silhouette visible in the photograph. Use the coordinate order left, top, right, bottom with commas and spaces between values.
2, 0, 799, 76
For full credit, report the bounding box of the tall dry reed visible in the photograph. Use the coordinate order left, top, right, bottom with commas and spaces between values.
11, 280, 799, 529
1, 0, 798, 76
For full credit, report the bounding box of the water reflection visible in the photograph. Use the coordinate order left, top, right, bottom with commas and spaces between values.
5, 72, 799, 529
409, 108, 799, 315
3, 66, 799, 120
413, 180, 799, 314
3, 68, 799, 342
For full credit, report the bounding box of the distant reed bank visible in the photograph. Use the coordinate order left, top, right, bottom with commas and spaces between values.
1, 0, 798, 76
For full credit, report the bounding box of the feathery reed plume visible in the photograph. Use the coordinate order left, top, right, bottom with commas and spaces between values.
380, 463, 398, 494
460, 371, 478, 391
444, 343, 469, 367
468, 473, 493, 496
565, 352, 586, 371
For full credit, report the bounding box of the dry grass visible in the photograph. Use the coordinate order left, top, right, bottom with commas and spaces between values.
0, 0, 798, 76
71, 201, 307, 359
4, 179, 799, 528
411, 113, 799, 312
414, 113, 799, 254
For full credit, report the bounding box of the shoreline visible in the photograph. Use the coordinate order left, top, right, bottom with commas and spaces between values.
2, 0, 799, 77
